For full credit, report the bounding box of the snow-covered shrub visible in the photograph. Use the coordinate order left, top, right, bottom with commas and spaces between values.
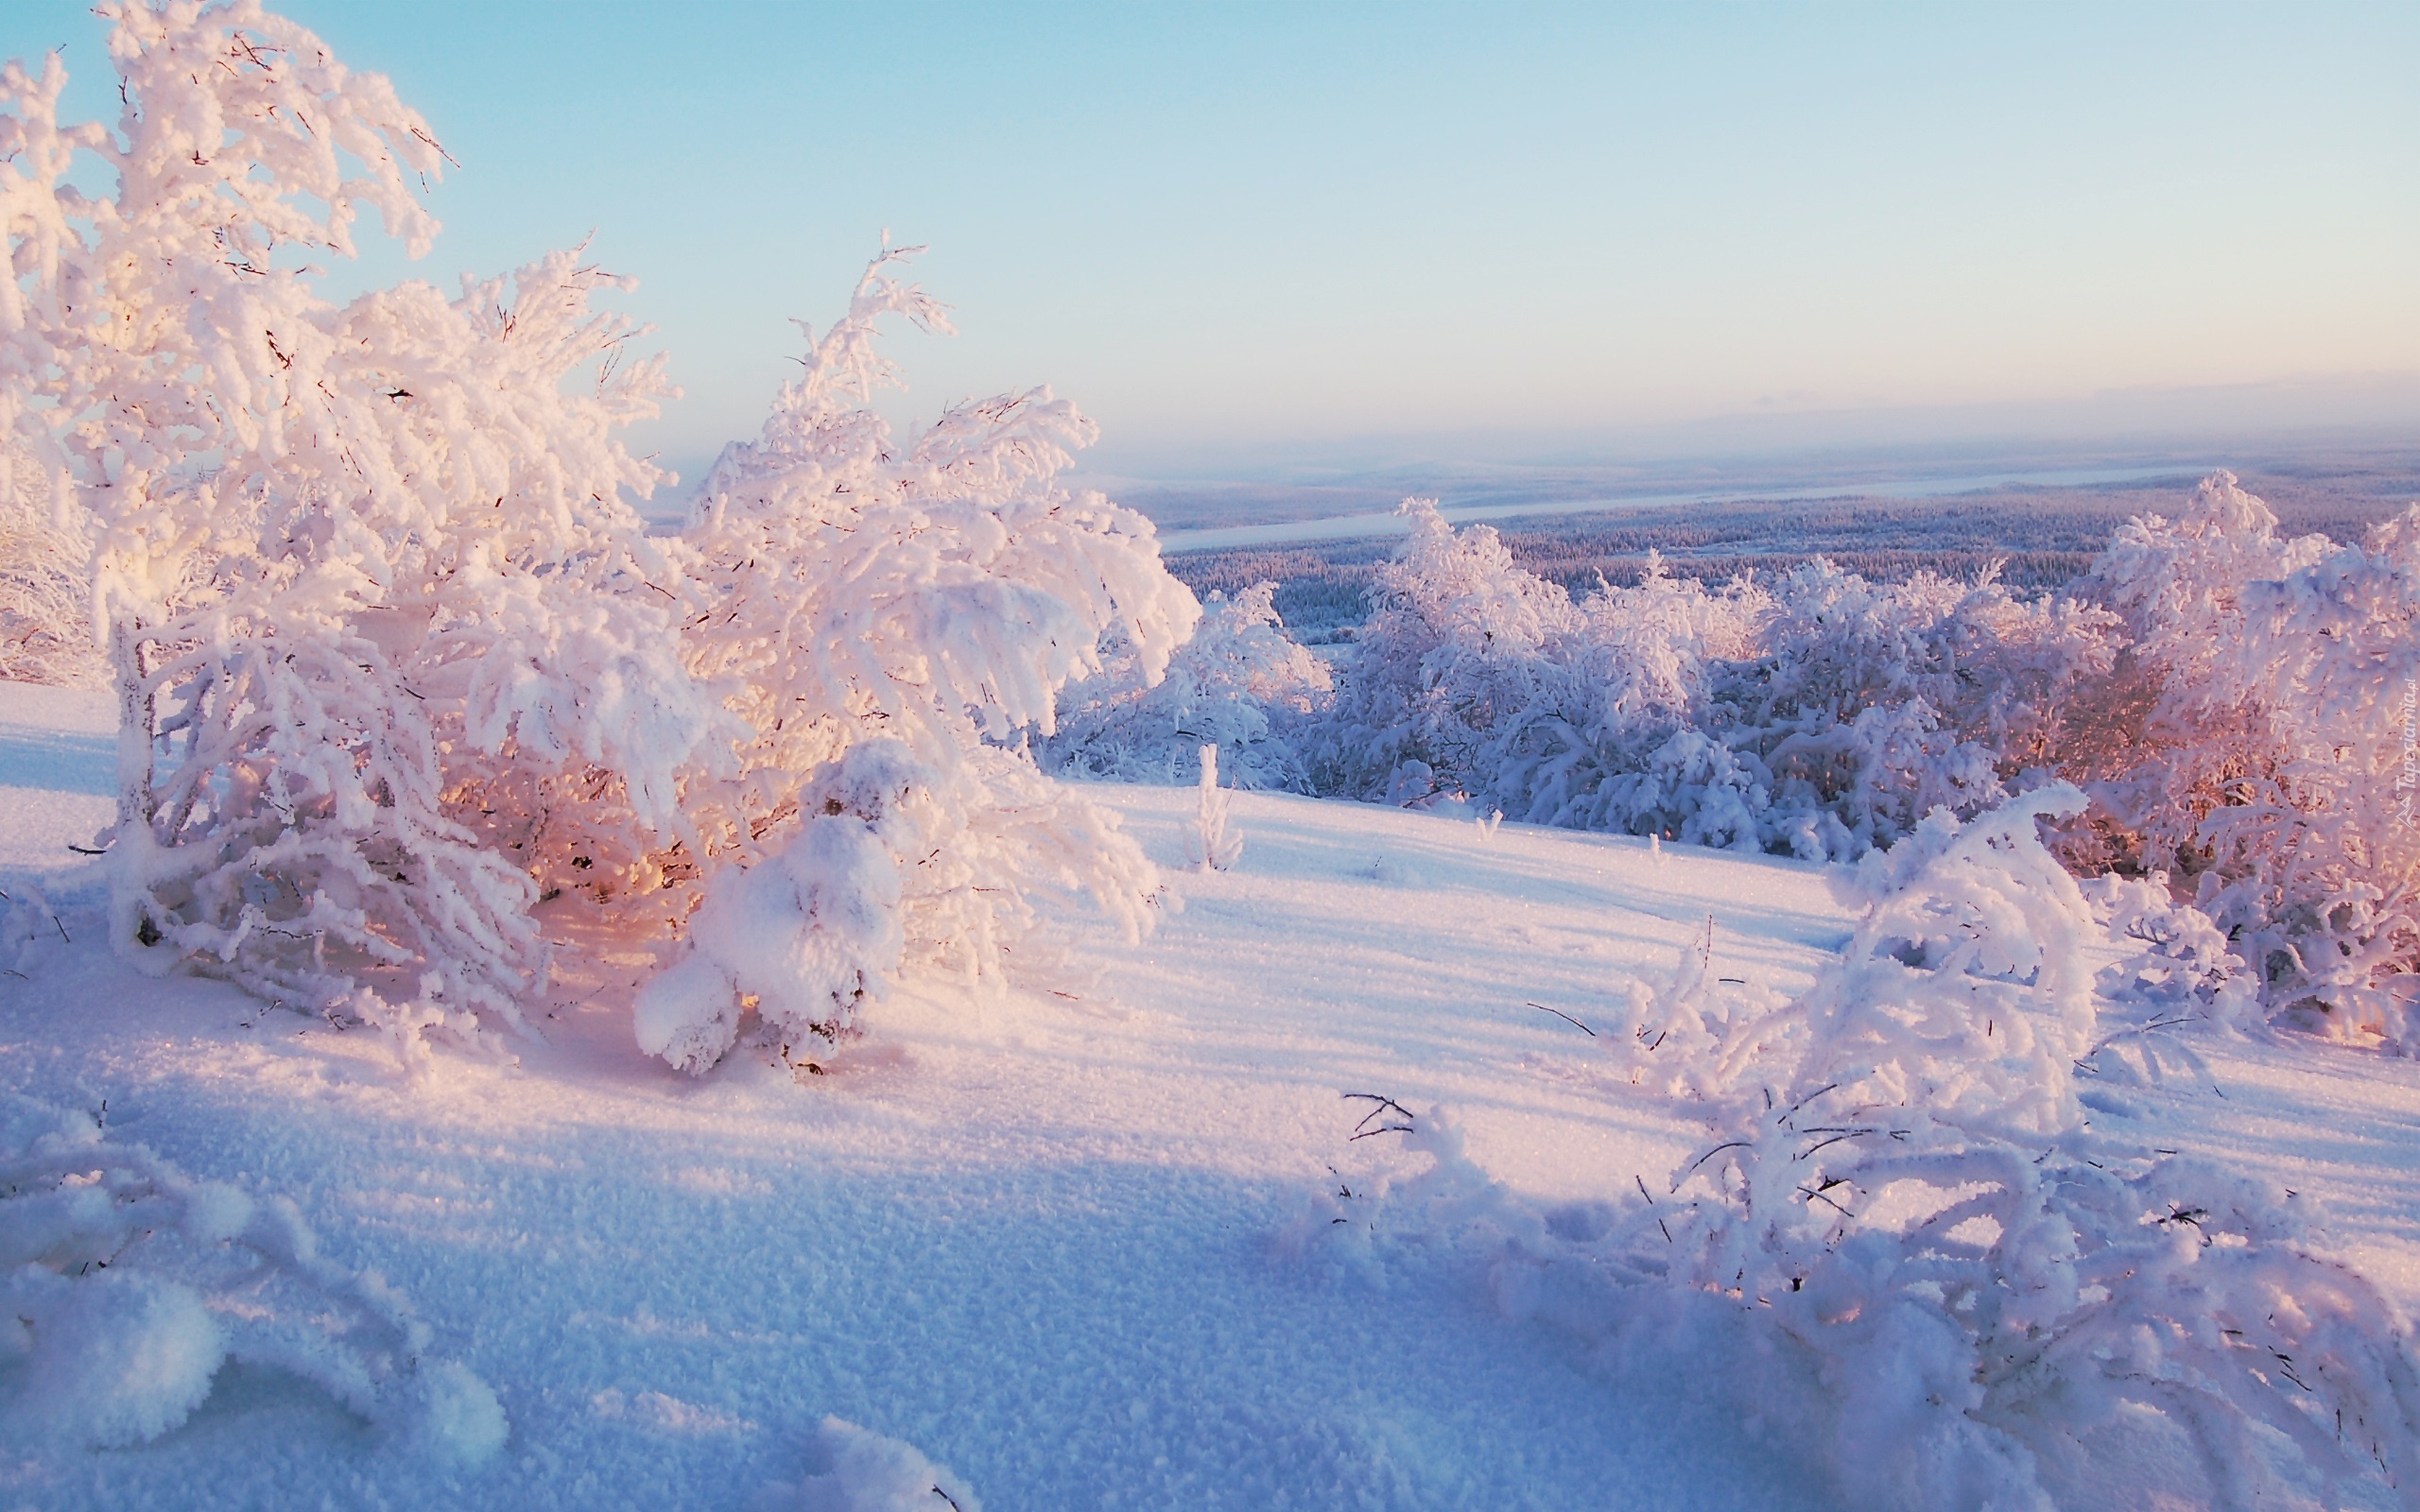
0, 443, 100, 686
634, 797, 904, 1075
1607, 919, 1788, 1102
1322, 788, 2420, 1509
1, 9, 1201, 1069
0, 882, 66, 978
1045, 581, 1330, 792
1307, 501, 1576, 804
0, 3, 717, 1046
640, 249, 1197, 1072
1634, 787, 2420, 1505
1466, 553, 1768, 844
1709, 561, 2116, 858
2082, 872, 2264, 1039
1452, 467, 2413, 1051
2086, 472, 2420, 1045
0, 1094, 505, 1460
1310, 502, 2114, 861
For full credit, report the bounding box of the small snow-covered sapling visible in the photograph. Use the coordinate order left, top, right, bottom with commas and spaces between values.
1188, 744, 1243, 872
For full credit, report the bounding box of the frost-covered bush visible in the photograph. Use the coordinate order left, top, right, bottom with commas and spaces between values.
2082, 872, 2264, 1043
1319, 789, 2420, 1509
0, 2, 715, 1048
1045, 581, 1330, 792
0, 1095, 505, 1460
1634, 788, 2420, 1504
1307, 502, 1577, 804
1709, 561, 2116, 857
0, 443, 100, 686
1300, 474, 2413, 1046
1591, 919, 1788, 1103
640, 249, 1198, 1071
0, 882, 66, 978
1309, 501, 2114, 861
0, 5, 1197, 1070
2086, 472, 2420, 1045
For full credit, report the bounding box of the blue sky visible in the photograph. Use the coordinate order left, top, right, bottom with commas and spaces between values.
9, 2, 2415, 487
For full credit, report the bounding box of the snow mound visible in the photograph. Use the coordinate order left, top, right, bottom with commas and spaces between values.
0, 1095, 505, 1461
0, 1266, 222, 1449
636, 809, 906, 1075
752, 1417, 981, 1512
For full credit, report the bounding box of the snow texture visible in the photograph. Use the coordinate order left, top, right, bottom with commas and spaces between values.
752, 1417, 981, 1512
0, 1091, 505, 1461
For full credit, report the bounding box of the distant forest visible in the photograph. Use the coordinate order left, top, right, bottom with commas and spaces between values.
1167, 470, 2420, 641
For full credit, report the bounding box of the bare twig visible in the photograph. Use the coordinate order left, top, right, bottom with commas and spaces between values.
1774, 1082, 1840, 1126
2074, 1015, 2196, 1071
1792, 1127, 1879, 1161
1340, 1091, 1416, 1140
1523, 1002, 1595, 1037
1672, 1140, 1753, 1194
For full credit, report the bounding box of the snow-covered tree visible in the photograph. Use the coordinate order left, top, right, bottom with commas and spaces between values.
1044, 580, 1331, 792
1299, 474, 2412, 1047
0, 2, 717, 1046
1307, 501, 1576, 803
633, 248, 1199, 1073
1707, 560, 2116, 858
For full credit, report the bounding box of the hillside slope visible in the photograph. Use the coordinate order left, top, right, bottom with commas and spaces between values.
3, 682, 2416, 1510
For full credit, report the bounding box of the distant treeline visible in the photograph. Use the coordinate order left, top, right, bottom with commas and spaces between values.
1166, 480, 2413, 640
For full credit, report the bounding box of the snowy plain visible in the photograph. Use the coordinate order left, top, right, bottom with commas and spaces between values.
1153, 465, 2194, 551
5, 679, 2419, 1511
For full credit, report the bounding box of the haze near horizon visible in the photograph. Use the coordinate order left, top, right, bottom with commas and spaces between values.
6, 1, 2412, 494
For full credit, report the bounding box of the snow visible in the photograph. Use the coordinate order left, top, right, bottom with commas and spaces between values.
0, 681, 110, 873
4, 678, 2418, 1508
2, 1267, 225, 1450
753, 1417, 983, 1512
